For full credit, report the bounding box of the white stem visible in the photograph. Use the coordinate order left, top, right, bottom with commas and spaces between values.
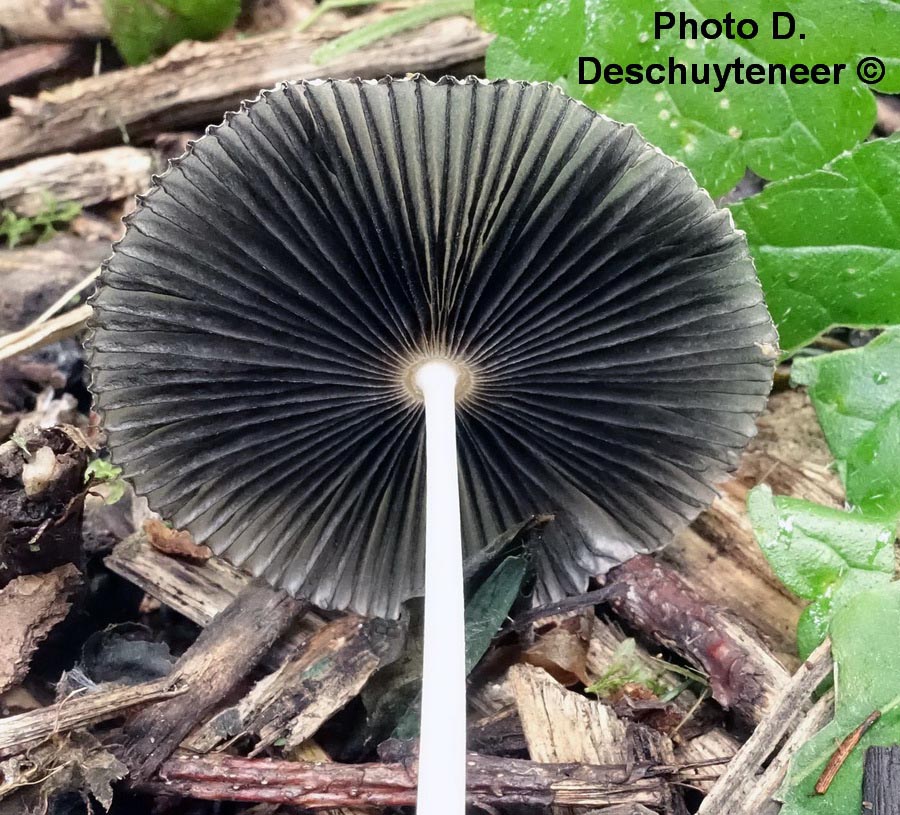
415, 360, 466, 815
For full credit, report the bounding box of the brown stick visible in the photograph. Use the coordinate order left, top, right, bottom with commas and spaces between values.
605, 554, 791, 725
119, 580, 307, 782
0, 43, 82, 95
144, 752, 695, 809
0, 676, 184, 758
814, 709, 881, 795
0, 15, 491, 166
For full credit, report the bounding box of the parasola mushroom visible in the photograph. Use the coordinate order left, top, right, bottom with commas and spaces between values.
87, 76, 777, 810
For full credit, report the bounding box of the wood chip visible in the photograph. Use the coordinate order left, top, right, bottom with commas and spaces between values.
863, 746, 900, 815
0, 563, 81, 694
0, 146, 156, 216
509, 663, 671, 811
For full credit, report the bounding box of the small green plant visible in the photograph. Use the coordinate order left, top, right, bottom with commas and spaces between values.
586, 638, 669, 698
102, 0, 240, 66
0, 195, 81, 249
85, 459, 126, 505
310, 0, 474, 65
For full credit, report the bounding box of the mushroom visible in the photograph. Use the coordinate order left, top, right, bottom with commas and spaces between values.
87, 76, 777, 809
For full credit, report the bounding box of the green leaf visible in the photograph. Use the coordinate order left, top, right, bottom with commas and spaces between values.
792, 328, 900, 518
475, 0, 900, 195
103, 0, 240, 66
730, 138, 900, 355
747, 485, 894, 658
779, 584, 900, 813
85, 459, 126, 504
392, 554, 529, 738
85, 459, 123, 482
464, 555, 528, 674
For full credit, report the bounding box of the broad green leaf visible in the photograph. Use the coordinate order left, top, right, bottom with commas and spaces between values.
464, 555, 528, 674
792, 328, 900, 518
475, 0, 900, 195
779, 584, 900, 814
845, 406, 900, 519
747, 485, 894, 658
731, 139, 900, 355
103, 0, 240, 66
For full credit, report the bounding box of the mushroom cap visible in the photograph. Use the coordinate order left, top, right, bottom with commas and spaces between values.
88, 76, 777, 619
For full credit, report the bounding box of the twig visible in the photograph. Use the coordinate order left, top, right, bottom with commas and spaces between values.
605, 555, 791, 725
741, 688, 834, 815
141, 752, 717, 809
696, 639, 833, 814
503, 587, 615, 633
814, 709, 881, 795
0, 677, 184, 758
0, 304, 92, 361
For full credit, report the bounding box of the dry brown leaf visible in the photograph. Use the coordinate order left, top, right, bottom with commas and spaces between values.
0, 731, 127, 811
522, 613, 592, 687
143, 518, 212, 562
0, 563, 82, 693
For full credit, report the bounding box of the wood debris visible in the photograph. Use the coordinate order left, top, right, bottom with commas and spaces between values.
605, 554, 791, 724
0, 145, 156, 216
0, 676, 184, 758
142, 751, 704, 809
0, 563, 81, 693
0, 14, 492, 165
863, 746, 900, 815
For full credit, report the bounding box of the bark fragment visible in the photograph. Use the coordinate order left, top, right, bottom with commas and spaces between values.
0, 562, 81, 693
